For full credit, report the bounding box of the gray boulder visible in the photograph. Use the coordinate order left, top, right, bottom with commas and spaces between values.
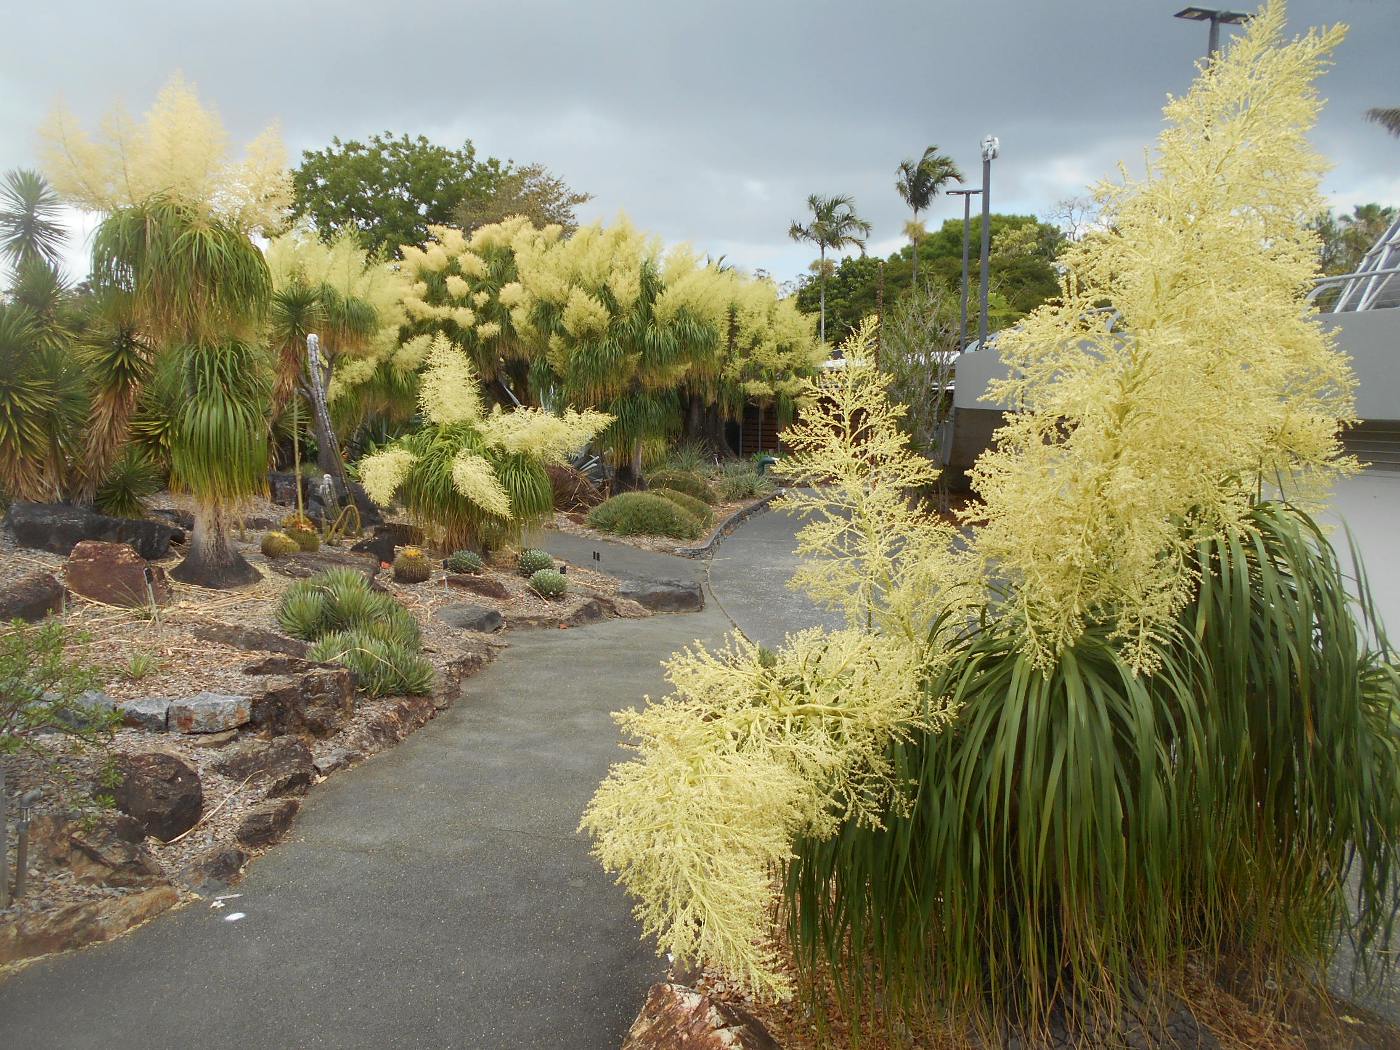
617, 578, 705, 613
117, 697, 171, 731
169, 692, 252, 734
434, 603, 504, 633
6, 501, 180, 559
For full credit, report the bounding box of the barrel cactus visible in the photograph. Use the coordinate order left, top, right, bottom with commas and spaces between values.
518, 548, 554, 576
393, 545, 433, 584
444, 549, 484, 575
281, 515, 320, 552
260, 531, 301, 558
529, 568, 567, 599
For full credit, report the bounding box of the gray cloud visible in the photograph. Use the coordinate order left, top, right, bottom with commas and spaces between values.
4, 0, 1396, 283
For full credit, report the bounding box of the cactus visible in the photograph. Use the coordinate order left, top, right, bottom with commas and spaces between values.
393, 545, 432, 583
284, 522, 320, 552
518, 548, 554, 576
444, 549, 484, 575
529, 568, 568, 599
260, 530, 301, 558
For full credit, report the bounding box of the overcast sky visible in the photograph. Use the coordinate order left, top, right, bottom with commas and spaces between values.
3, 0, 1396, 284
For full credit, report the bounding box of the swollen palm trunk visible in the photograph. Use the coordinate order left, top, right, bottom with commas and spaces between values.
171, 501, 259, 588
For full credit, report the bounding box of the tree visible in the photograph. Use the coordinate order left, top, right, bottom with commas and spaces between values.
455, 162, 592, 235
788, 194, 871, 344
0, 169, 65, 274
290, 133, 506, 257
894, 146, 963, 281
1365, 106, 1400, 137
1311, 202, 1396, 277
40, 76, 288, 587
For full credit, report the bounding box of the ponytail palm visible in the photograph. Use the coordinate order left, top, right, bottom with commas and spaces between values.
166, 340, 272, 587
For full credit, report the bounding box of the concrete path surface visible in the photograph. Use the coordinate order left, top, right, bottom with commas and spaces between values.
0, 521, 814, 1050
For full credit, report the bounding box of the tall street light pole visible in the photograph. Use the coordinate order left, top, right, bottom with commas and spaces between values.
948, 188, 981, 351
1173, 7, 1250, 61
977, 135, 999, 348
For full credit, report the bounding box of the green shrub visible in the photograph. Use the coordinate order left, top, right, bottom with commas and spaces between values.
392, 546, 432, 583
518, 548, 554, 576
308, 628, 434, 697
94, 446, 162, 519
528, 568, 568, 599
588, 492, 703, 540
444, 549, 483, 574
650, 487, 713, 527
0, 619, 114, 807
713, 462, 776, 502
647, 469, 716, 505
260, 531, 300, 558
663, 440, 712, 475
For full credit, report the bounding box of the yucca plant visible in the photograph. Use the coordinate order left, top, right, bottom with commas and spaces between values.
0, 303, 86, 502
94, 445, 162, 518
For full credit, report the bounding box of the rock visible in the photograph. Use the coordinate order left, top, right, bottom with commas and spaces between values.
53, 689, 118, 730
343, 695, 438, 754
618, 577, 705, 614
622, 983, 779, 1050
546, 462, 603, 510
0, 571, 66, 622
110, 752, 204, 841
46, 812, 165, 887
149, 507, 194, 531
190, 623, 310, 658
444, 573, 511, 600
249, 664, 356, 738
169, 691, 252, 734
267, 549, 379, 583
117, 697, 170, 731
508, 597, 611, 630
64, 540, 172, 607
313, 747, 361, 776
349, 522, 423, 565
212, 737, 315, 797
235, 798, 300, 848
187, 728, 239, 748
0, 884, 179, 967
178, 844, 248, 892
434, 603, 504, 633
5, 501, 181, 559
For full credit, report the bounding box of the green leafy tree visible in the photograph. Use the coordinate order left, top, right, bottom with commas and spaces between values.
894, 146, 962, 282
1311, 202, 1396, 276
788, 194, 871, 344
290, 133, 506, 257
454, 162, 592, 235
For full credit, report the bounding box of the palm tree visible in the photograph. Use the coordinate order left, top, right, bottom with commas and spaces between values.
1366, 107, 1400, 137
895, 146, 963, 282
789, 194, 872, 344
91, 197, 274, 587
0, 169, 66, 273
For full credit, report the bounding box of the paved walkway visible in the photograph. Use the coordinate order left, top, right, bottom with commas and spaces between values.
0, 516, 821, 1050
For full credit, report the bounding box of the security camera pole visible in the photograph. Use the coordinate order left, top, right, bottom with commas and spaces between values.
977, 135, 999, 347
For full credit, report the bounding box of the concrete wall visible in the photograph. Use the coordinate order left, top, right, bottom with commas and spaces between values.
953, 344, 1015, 412
1322, 310, 1400, 423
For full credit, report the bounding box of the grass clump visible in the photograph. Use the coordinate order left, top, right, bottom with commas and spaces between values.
588, 492, 703, 540
444, 549, 483, 574
713, 462, 776, 502
274, 569, 430, 696
528, 568, 568, 599
647, 469, 715, 505
650, 487, 713, 528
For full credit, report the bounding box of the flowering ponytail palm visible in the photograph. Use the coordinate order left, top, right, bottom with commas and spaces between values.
357, 336, 610, 549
